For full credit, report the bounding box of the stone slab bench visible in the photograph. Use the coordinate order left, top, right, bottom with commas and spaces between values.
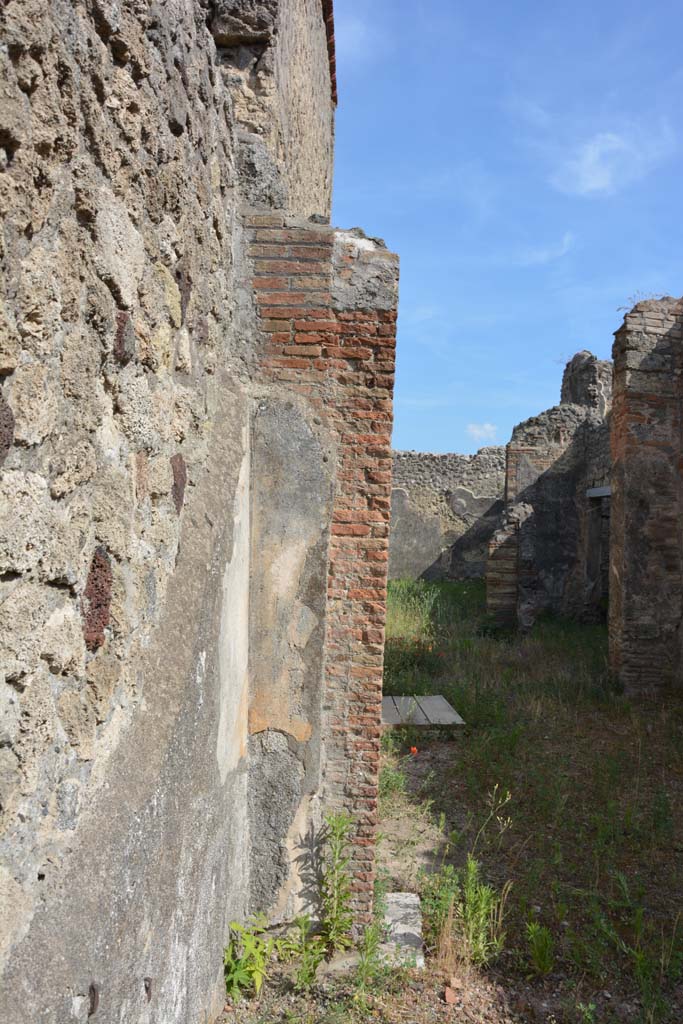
381, 694, 465, 727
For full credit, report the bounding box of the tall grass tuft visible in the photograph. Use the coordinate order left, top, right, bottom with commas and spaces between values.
420, 856, 510, 969
385, 579, 439, 642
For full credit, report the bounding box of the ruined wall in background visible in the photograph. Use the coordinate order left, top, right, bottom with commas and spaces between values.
389, 448, 505, 580
0, 1, 379, 1021
610, 299, 683, 695
487, 352, 612, 628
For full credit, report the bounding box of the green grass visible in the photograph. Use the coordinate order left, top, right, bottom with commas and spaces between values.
385, 578, 440, 642
381, 579, 683, 1023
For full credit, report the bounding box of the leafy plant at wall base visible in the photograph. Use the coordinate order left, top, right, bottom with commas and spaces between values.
287, 916, 326, 992
526, 920, 555, 976
355, 918, 384, 1002
224, 916, 274, 1000
379, 760, 407, 802
320, 812, 354, 953
354, 870, 391, 1003
420, 863, 460, 952
373, 868, 390, 923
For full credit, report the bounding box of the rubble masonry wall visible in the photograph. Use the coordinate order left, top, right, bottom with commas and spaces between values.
487, 352, 612, 627
0, 1, 396, 1020
389, 448, 506, 580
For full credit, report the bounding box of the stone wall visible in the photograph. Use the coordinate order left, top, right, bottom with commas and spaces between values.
389, 447, 506, 580
610, 298, 683, 695
213, 0, 334, 217
1, 4, 255, 1018
0, 1, 397, 1020
487, 352, 612, 627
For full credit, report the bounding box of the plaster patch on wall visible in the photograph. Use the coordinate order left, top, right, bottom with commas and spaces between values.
216, 440, 251, 784
269, 539, 310, 602
249, 537, 316, 741
268, 792, 319, 923
93, 189, 146, 309
248, 397, 332, 746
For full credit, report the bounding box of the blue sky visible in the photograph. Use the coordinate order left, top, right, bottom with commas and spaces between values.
331, 0, 683, 453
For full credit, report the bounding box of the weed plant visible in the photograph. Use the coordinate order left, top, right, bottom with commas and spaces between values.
320, 812, 354, 953
224, 916, 274, 1000
225, 813, 363, 1002
291, 917, 326, 993
419, 855, 509, 969
385, 578, 439, 643
526, 920, 554, 976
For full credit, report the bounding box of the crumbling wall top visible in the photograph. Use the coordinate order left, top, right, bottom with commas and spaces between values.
331, 229, 399, 312
560, 350, 612, 414
510, 402, 596, 448
509, 350, 611, 448
625, 295, 683, 316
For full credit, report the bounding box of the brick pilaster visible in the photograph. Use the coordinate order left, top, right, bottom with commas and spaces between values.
610, 299, 683, 694
245, 211, 398, 922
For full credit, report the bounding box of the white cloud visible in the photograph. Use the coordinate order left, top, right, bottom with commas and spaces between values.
553, 132, 627, 195
551, 121, 675, 197
515, 230, 575, 267
506, 93, 676, 199
466, 422, 498, 442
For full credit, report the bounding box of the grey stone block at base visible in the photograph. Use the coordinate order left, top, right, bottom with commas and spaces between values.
380, 892, 425, 969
